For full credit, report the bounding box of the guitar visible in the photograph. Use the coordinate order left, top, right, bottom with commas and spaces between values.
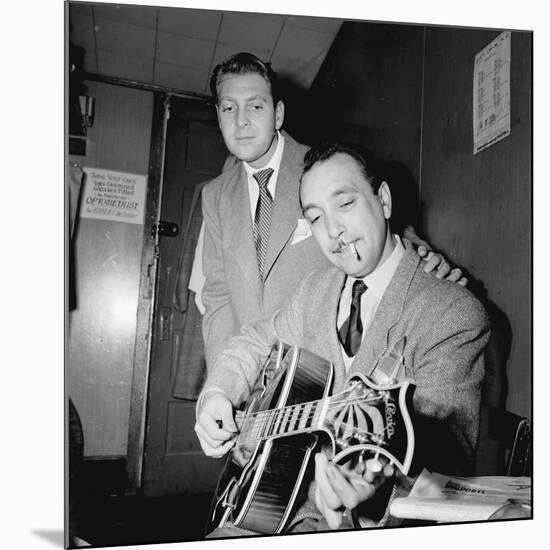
207, 342, 415, 535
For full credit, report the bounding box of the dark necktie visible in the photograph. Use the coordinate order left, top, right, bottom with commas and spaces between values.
253, 168, 274, 279
339, 280, 368, 357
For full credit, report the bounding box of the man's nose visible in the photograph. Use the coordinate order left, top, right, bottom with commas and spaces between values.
236, 109, 250, 128
327, 216, 345, 239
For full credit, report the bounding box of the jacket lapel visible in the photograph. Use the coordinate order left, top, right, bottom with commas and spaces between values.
349, 241, 420, 379
315, 270, 349, 393
263, 135, 304, 281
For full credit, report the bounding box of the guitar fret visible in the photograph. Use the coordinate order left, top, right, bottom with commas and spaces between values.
281, 406, 293, 435
286, 406, 295, 433
260, 410, 274, 439
290, 404, 302, 433
299, 402, 314, 431
262, 410, 273, 439
273, 407, 285, 435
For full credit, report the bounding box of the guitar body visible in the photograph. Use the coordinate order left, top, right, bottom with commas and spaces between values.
208, 344, 333, 534
207, 342, 415, 536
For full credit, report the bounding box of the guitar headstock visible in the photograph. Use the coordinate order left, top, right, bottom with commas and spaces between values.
323, 374, 415, 475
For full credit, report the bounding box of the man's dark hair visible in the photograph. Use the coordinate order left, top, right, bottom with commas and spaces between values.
302, 142, 385, 193
209, 52, 279, 104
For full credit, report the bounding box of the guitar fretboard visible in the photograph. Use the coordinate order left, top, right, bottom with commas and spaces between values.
239, 400, 324, 445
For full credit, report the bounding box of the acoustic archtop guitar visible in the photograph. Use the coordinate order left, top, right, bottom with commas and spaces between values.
207, 342, 415, 535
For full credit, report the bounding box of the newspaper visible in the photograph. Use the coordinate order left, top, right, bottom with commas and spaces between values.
390, 469, 531, 522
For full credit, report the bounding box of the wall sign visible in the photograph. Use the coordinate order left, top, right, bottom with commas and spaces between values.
473, 31, 511, 154
80, 168, 147, 224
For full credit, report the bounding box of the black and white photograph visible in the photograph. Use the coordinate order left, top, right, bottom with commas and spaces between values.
7, 0, 544, 548
64, 0, 535, 547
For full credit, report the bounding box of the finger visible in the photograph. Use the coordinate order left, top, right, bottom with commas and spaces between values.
363, 468, 394, 487
314, 484, 344, 530
445, 267, 462, 283
365, 457, 382, 473
218, 405, 238, 433
324, 506, 344, 530
195, 420, 236, 456
196, 430, 235, 457
196, 415, 236, 445
435, 262, 450, 278
206, 438, 236, 458
327, 466, 376, 508
315, 454, 343, 510
194, 421, 235, 452
417, 245, 428, 258
422, 252, 440, 273
203, 414, 238, 440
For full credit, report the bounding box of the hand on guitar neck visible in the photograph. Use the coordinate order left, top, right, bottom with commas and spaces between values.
195, 392, 239, 459
314, 451, 395, 529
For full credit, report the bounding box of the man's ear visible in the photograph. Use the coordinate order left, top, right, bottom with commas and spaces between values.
275, 100, 285, 130
378, 181, 392, 220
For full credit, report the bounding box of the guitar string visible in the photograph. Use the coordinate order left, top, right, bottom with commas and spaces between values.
238, 396, 394, 443
239, 394, 384, 428
242, 393, 383, 422
237, 419, 392, 447
241, 394, 383, 428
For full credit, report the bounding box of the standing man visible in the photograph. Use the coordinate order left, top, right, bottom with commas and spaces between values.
199, 52, 330, 367
191, 52, 462, 369
195, 142, 490, 535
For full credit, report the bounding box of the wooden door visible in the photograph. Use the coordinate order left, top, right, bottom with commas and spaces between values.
142, 95, 229, 497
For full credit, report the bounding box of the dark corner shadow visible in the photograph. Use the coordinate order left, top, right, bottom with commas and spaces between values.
465, 278, 512, 409
30, 529, 65, 548
277, 76, 345, 147
384, 160, 420, 237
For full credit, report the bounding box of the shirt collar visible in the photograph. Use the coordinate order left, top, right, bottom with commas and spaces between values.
243, 131, 284, 178
359, 234, 404, 300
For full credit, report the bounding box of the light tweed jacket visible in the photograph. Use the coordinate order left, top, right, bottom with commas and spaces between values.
200, 132, 330, 368
204, 240, 491, 480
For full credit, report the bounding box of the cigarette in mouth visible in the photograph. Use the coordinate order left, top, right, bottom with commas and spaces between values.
350, 242, 361, 261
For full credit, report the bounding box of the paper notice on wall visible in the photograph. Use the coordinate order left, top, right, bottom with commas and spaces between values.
80, 168, 147, 224
473, 31, 511, 154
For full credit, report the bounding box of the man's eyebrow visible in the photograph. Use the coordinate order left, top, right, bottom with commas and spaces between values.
218, 95, 269, 107
301, 185, 358, 213
246, 95, 268, 102
332, 186, 358, 196
301, 203, 316, 214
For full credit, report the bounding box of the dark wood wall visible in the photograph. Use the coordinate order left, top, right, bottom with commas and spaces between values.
311, 22, 532, 419
308, 22, 425, 233
421, 28, 532, 418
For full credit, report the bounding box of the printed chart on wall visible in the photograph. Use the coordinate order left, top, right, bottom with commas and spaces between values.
473, 31, 511, 154
80, 168, 147, 225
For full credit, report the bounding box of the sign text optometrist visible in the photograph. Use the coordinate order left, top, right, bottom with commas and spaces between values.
80, 168, 147, 224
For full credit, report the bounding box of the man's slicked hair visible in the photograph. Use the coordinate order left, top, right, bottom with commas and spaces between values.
209, 52, 279, 104
302, 142, 385, 194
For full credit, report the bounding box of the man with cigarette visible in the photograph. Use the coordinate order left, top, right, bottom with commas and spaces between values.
195, 142, 490, 535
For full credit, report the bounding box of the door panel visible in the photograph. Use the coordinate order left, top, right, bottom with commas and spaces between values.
143, 96, 229, 497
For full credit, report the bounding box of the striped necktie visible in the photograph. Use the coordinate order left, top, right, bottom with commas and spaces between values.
253, 168, 274, 279
338, 280, 368, 357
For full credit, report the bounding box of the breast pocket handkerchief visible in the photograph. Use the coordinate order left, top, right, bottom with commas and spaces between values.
290, 218, 312, 245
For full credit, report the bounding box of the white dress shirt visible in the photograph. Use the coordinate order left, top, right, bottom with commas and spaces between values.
338, 234, 405, 371
242, 131, 285, 220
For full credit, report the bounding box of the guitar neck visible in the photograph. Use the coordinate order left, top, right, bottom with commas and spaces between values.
239, 399, 326, 445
